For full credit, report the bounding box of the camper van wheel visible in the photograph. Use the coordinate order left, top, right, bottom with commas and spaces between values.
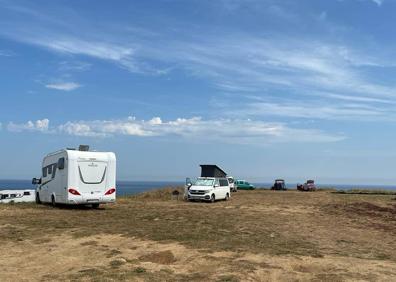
225, 193, 230, 201
36, 192, 41, 204
51, 195, 56, 207
92, 203, 100, 209
210, 194, 215, 203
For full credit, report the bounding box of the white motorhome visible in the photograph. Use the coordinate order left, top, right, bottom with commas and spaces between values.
0, 190, 35, 203
32, 145, 116, 208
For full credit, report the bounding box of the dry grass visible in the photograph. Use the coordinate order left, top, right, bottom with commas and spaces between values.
1, 189, 396, 281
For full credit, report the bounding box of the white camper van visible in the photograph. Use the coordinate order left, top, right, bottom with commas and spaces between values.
32, 145, 116, 208
186, 165, 231, 203
187, 177, 231, 202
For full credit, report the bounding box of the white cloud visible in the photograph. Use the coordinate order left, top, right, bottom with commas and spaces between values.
178, 38, 395, 99
58, 61, 91, 72
237, 101, 389, 121
55, 116, 344, 143
45, 82, 81, 91
371, 0, 383, 6
0, 50, 14, 56
5, 116, 344, 143
7, 119, 49, 132
12, 33, 142, 72
42, 38, 136, 70
2, 2, 394, 123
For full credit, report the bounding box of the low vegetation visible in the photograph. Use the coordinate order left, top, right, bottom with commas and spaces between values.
1, 188, 396, 281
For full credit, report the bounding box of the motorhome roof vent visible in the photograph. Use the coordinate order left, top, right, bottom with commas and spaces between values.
79, 145, 90, 151
66, 148, 76, 150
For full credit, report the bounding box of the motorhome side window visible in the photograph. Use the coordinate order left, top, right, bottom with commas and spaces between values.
219, 179, 228, 186
48, 165, 52, 175
51, 164, 57, 178
215, 179, 220, 186
42, 167, 47, 177
58, 158, 65, 169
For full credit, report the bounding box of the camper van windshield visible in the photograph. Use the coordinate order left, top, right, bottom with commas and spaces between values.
194, 179, 215, 186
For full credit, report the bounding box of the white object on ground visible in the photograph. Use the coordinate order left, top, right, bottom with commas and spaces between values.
0, 189, 35, 203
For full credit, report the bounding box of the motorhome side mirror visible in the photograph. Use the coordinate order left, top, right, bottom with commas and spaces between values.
58, 158, 65, 170
32, 178, 41, 185
187, 182, 192, 188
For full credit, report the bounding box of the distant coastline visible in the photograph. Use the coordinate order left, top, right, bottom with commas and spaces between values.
1, 179, 396, 195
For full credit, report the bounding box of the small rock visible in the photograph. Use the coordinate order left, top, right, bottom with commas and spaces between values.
118, 258, 127, 263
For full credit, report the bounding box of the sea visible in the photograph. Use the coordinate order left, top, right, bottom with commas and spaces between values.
1, 179, 396, 195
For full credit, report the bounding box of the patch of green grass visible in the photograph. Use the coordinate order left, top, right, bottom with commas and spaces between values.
217, 274, 240, 282
109, 259, 125, 268
134, 267, 146, 273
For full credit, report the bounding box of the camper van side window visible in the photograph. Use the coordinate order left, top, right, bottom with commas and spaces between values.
42, 167, 47, 177
48, 165, 52, 175
219, 179, 228, 186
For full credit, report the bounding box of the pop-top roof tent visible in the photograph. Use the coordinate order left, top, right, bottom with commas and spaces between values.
200, 165, 227, 178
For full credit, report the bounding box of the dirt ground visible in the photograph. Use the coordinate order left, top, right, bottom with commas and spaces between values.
1, 189, 396, 281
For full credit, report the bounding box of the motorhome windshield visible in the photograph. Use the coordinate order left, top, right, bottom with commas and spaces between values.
194, 179, 215, 186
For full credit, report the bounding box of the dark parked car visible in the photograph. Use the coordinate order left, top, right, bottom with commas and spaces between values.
271, 179, 287, 190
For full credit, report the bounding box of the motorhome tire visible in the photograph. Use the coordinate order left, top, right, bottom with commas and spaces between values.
210, 194, 215, 203
36, 192, 41, 204
92, 203, 100, 209
51, 195, 56, 207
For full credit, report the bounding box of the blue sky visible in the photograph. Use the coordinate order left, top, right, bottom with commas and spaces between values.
1, 0, 396, 184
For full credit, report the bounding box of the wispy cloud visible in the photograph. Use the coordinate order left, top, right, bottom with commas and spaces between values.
58, 61, 91, 72
217, 90, 396, 122
5, 117, 345, 144
7, 119, 49, 132
371, 0, 383, 6
45, 82, 81, 91
0, 49, 14, 56
1, 0, 395, 123
232, 101, 390, 121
